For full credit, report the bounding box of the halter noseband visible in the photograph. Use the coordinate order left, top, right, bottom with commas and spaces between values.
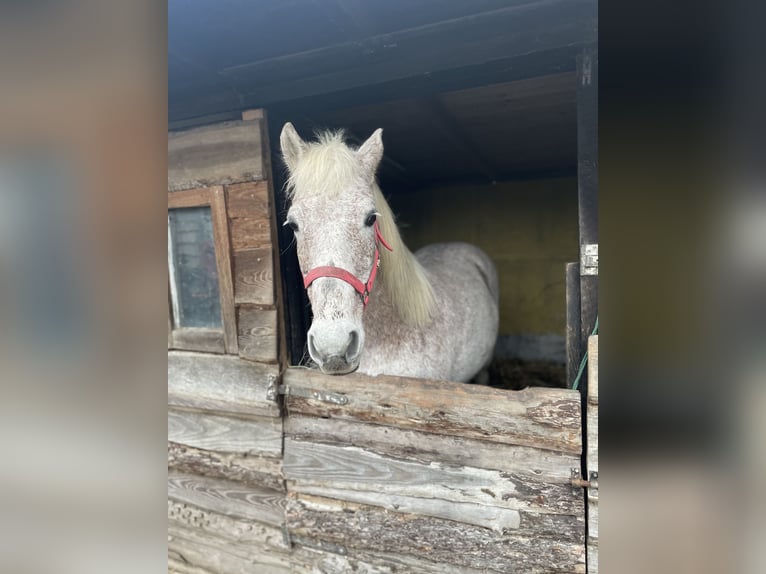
303, 220, 393, 308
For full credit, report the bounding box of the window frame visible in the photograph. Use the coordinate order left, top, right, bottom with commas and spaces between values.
168, 185, 238, 354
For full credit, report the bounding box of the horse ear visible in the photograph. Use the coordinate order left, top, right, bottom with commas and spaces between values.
356, 128, 384, 177
280, 122, 305, 172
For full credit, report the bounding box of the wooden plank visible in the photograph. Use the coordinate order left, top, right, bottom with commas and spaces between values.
227, 181, 269, 219
168, 186, 212, 208
566, 261, 582, 387
290, 544, 490, 574
168, 409, 282, 457
234, 248, 274, 305
168, 498, 288, 550
586, 334, 598, 574
211, 186, 238, 353
171, 328, 225, 354
237, 307, 278, 363
168, 442, 284, 492
284, 439, 583, 526
169, 532, 291, 574
287, 494, 586, 574
168, 472, 286, 527
230, 216, 272, 251
168, 351, 279, 417
283, 367, 581, 454
168, 120, 264, 191
285, 415, 578, 480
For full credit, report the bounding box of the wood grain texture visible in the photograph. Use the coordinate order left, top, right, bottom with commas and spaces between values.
290, 544, 490, 574
227, 181, 269, 219
283, 367, 581, 454
168, 121, 264, 191
168, 186, 212, 208
231, 217, 271, 251
237, 307, 278, 363
169, 498, 288, 550
171, 328, 226, 354
286, 494, 586, 574
169, 472, 286, 527
284, 439, 584, 526
168, 409, 282, 457
169, 532, 291, 574
168, 442, 284, 492
285, 415, 579, 480
168, 351, 279, 417
234, 248, 274, 305
210, 186, 238, 353
587, 334, 598, 574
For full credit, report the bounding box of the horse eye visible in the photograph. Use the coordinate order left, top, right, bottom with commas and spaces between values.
364, 213, 377, 227
285, 220, 299, 232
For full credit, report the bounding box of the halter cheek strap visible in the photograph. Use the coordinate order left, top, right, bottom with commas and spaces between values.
303, 220, 393, 308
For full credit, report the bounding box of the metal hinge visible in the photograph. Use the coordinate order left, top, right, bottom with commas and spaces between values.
580, 243, 598, 276
278, 384, 349, 405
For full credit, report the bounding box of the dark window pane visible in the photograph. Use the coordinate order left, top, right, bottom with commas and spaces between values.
168, 206, 222, 328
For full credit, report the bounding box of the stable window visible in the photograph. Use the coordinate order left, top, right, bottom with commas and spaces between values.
167, 186, 237, 354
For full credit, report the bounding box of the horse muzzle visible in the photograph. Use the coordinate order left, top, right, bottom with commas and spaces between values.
307, 321, 363, 375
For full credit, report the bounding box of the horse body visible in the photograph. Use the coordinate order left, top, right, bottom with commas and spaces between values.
361, 242, 498, 382
280, 123, 498, 383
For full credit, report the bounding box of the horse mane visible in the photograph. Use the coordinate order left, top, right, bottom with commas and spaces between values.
373, 185, 436, 328
283, 128, 436, 327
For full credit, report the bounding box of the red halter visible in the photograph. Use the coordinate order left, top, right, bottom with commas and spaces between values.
303, 220, 393, 308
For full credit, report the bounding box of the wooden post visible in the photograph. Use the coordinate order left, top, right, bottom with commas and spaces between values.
577, 46, 598, 351
566, 262, 582, 387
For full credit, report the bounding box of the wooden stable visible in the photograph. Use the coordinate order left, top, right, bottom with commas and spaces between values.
168, 2, 598, 572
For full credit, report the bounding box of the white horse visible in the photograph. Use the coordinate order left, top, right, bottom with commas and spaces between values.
280, 123, 499, 383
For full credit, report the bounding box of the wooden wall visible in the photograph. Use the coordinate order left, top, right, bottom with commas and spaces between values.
168, 111, 290, 573
167, 113, 588, 573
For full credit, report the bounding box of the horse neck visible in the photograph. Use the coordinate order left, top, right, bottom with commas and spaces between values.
372, 185, 436, 328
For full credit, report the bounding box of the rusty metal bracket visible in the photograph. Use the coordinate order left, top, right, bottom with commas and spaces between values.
571, 469, 599, 489
278, 384, 349, 405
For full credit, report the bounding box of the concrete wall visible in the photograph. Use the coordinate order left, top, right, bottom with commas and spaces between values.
389, 177, 578, 360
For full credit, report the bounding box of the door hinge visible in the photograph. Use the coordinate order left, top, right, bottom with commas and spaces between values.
580, 243, 598, 276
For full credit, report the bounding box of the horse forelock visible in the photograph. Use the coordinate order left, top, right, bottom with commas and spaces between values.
285, 130, 366, 200
284, 129, 436, 328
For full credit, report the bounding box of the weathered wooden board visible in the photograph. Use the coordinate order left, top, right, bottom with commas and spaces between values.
587, 334, 598, 574
168, 442, 284, 492
169, 498, 288, 550
230, 216, 271, 251
286, 494, 586, 574
168, 120, 264, 191
226, 181, 269, 219
237, 307, 278, 363
168, 409, 282, 457
168, 352, 279, 418
234, 248, 274, 305
285, 414, 579, 480
284, 439, 583, 530
168, 473, 286, 527
283, 367, 581, 453
169, 532, 291, 574
170, 328, 226, 354
290, 544, 490, 574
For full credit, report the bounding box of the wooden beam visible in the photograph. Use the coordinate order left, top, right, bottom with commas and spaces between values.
220, 0, 596, 105
421, 96, 497, 182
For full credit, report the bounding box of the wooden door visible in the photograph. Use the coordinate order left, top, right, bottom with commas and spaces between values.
282, 367, 586, 573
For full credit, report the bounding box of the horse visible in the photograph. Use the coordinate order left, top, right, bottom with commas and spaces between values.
280, 123, 499, 383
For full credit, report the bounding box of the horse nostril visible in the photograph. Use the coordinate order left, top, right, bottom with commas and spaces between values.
345, 330, 360, 361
